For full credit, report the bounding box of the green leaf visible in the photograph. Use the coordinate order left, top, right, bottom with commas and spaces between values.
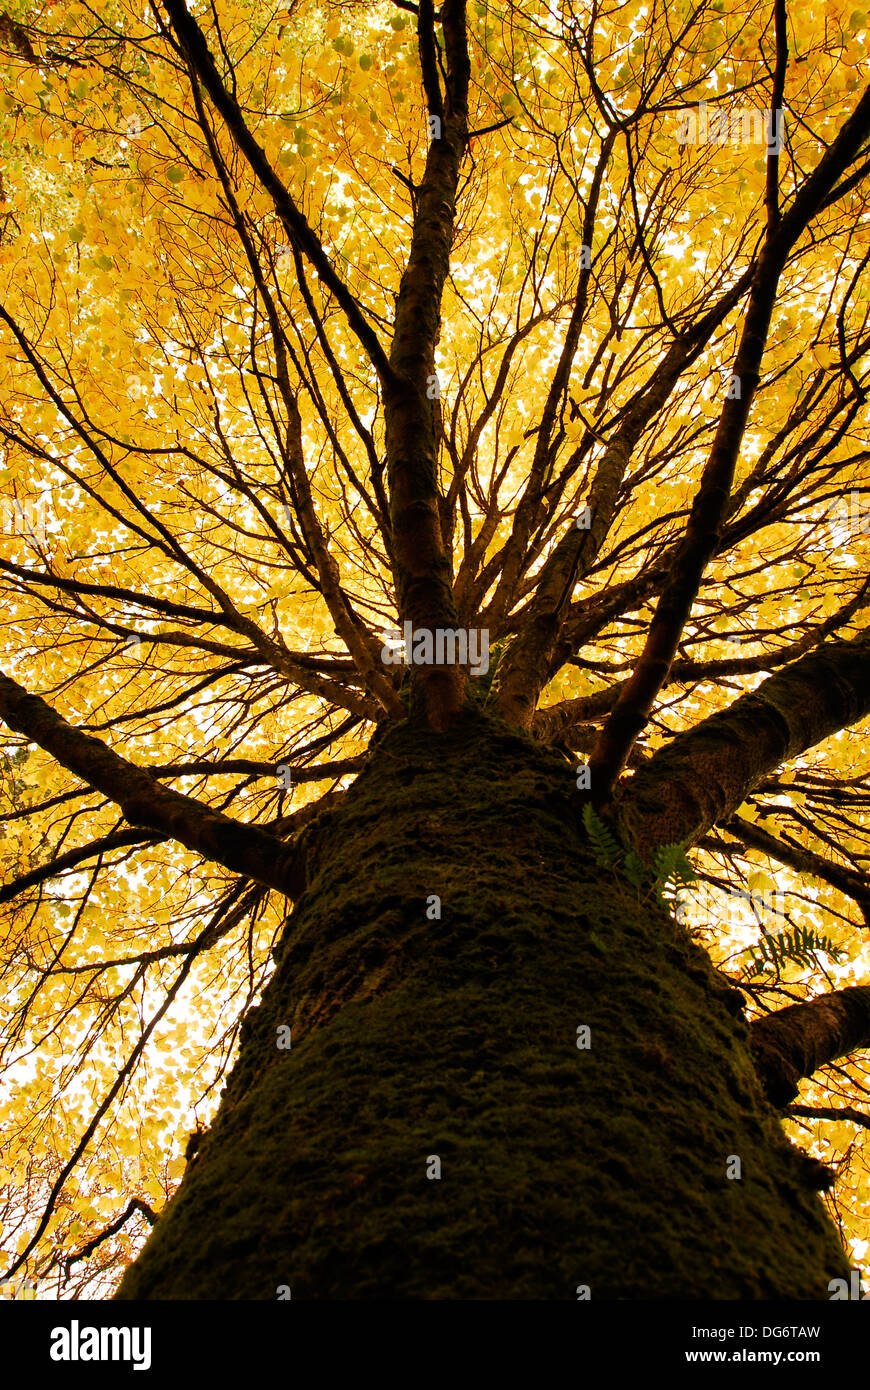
166, 167, 185, 184
652, 842, 695, 887
740, 927, 846, 979
582, 805, 622, 867
623, 850, 647, 888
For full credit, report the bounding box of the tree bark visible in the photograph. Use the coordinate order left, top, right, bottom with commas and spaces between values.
615, 627, 870, 861
0, 671, 302, 897
114, 710, 849, 1299
750, 988, 870, 1108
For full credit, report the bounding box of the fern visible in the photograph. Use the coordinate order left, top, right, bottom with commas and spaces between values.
741, 926, 845, 978
581, 814, 696, 907
479, 638, 509, 707
622, 849, 647, 888
651, 841, 696, 905
582, 804, 623, 867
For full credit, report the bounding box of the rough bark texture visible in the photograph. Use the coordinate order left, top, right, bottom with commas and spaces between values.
615, 628, 870, 861
0, 671, 302, 896
114, 710, 848, 1299
382, 0, 471, 731
751, 987, 870, 1108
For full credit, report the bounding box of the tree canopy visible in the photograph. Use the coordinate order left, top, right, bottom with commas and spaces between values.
1, 0, 869, 1297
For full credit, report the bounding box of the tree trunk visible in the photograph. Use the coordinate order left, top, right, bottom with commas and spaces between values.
114, 711, 849, 1299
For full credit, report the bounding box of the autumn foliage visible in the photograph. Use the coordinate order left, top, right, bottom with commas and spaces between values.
0, 0, 869, 1296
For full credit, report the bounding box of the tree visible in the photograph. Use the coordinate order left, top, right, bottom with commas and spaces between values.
0, 0, 869, 1300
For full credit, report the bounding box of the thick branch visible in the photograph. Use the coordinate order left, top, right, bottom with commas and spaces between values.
589, 81, 870, 795
417, 0, 444, 123
750, 987, 870, 1106
615, 627, 870, 860
384, 0, 470, 730
144, 757, 363, 782
0, 672, 301, 896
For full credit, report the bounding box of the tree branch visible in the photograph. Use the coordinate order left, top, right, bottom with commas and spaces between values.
0, 829, 163, 905
417, 0, 444, 123
750, 987, 870, 1106
787, 1104, 870, 1132
615, 627, 870, 860
160, 0, 394, 385
589, 81, 870, 796
0, 671, 302, 896
721, 816, 870, 923
494, 263, 758, 726
533, 586, 870, 745
62, 1198, 159, 1278
384, 0, 471, 730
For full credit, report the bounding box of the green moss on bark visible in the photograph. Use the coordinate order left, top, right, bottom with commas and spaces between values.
115, 709, 849, 1299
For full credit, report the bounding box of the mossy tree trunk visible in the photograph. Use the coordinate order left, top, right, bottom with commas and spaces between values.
115, 712, 849, 1300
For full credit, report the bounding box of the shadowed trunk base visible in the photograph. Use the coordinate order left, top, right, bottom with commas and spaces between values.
114, 710, 849, 1299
